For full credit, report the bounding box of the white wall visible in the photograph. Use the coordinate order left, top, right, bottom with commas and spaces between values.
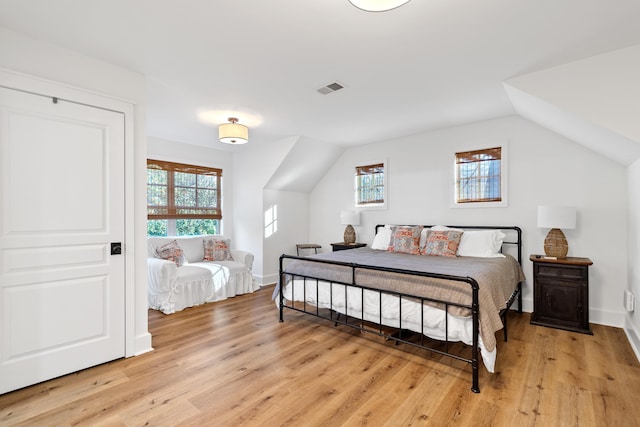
310, 115, 628, 327
263, 189, 310, 284
627, 159, 640, 358
147, 136, 235, 240
0, 26, 151, 354
233, 137, 299, 283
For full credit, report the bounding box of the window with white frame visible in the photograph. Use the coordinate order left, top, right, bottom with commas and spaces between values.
355, 162, 385, 208
454, 146, 506, 206
147, 159, 222, 236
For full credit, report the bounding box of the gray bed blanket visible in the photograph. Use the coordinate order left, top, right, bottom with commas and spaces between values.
281, 248, 525, 352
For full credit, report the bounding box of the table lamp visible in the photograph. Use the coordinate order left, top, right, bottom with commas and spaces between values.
537, 206, 576, 258
340, 210, 360, 244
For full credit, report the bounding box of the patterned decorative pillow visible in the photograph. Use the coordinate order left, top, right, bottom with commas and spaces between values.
387, 226, 423, 255
155, 240, 186, 267
422, 230, 464, 257
203, 238, 233, 261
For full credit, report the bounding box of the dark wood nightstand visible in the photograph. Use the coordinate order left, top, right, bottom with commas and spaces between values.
330, 242, 367, 252
530, 255, 593, 334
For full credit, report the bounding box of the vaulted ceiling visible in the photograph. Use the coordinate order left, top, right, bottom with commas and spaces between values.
0, 0, 639, 161
506, 44, 640, 166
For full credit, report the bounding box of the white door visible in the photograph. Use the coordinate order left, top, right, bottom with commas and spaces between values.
0, 86, 125, 394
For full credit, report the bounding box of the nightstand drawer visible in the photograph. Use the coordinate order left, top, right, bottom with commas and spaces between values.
537, 265, 585, 280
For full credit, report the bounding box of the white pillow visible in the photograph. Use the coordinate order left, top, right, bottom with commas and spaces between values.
419, 228, 429, 248
371, 226, 392, 250
430, 225, 463, 232
457, 230, 506, 258
177, 236, 207, 263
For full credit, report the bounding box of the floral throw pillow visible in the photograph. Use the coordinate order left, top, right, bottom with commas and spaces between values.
387, 226, 423, 255
155, 240, 186, 267
203, 238, 233, 261
422, 230, 464, 257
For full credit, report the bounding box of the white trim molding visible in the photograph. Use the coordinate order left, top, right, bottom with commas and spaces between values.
624, 315, 640, 363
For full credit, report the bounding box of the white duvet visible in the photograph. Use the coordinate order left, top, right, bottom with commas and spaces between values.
282, 279, 497, 372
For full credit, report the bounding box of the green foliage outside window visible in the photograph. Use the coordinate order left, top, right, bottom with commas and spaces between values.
175, 219, 218, 236
147, 219, 218, 237
147, 220, 168, 236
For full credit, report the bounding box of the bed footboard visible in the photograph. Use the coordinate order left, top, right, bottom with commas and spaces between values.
278, 255, 484, 393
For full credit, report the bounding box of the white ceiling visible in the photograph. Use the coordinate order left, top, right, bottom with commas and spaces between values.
505, 44, 640, 166
1, 0, 639, 151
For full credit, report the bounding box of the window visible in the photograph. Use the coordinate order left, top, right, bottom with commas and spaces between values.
355, 163, 385, 207
455, 147, 503, 204
147, 160, 222, 236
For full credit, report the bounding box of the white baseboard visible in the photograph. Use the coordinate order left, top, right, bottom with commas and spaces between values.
133, 333, 154, 356
624, 316, 640, 364
519, 297, 533, 313
590, 308, 625, 328
255, 273, 278, 286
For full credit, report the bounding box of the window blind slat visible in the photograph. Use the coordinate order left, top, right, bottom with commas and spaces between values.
147, 159, 222, 177
455, 147, 501, 164
356, 163, 384, 176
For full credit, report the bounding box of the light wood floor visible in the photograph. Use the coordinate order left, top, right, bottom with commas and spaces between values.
1, 285, 640, 426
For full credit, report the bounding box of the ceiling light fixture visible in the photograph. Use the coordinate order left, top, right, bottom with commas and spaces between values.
349, 0, 411, 12
218, 117, 248, 144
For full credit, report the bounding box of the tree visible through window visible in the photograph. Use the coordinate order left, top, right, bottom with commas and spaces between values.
455, 147, 502, 204
356, 163, 385, 206
147, 160, 222, 236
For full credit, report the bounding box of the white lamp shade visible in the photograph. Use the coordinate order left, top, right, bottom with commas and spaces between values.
349, 0, 411, 12
340, 210, 360, 225
219, 122, 248, 144
537, 206, 576, 229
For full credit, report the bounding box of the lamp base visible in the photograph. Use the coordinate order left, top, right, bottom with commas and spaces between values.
343, 225, 356, 244
544, 228, 568, 258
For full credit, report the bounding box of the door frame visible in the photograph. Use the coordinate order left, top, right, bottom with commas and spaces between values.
0, 68, 137, 357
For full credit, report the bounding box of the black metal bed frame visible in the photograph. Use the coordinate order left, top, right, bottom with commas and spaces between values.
278, 225, 523, 393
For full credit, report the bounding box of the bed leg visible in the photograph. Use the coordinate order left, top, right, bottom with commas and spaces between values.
278, 282, 284, 322
518, 282, 523, 313
471, 282, 480, 393
472, 365, 480, 393
279, 258, 285, 323
503, 313, 508, 342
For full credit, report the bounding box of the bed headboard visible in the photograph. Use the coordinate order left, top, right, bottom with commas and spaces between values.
374, 224, 523, 264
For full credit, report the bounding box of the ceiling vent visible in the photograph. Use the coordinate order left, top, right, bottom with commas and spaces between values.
317, 82, 345, 95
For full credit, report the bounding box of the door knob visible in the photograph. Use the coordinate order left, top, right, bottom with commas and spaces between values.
111, 242, 122, 255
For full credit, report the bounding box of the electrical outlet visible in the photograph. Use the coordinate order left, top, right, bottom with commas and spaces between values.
624, 290, 635, 312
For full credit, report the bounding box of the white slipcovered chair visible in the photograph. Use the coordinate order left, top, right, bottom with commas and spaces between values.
147, 235, 259, 314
